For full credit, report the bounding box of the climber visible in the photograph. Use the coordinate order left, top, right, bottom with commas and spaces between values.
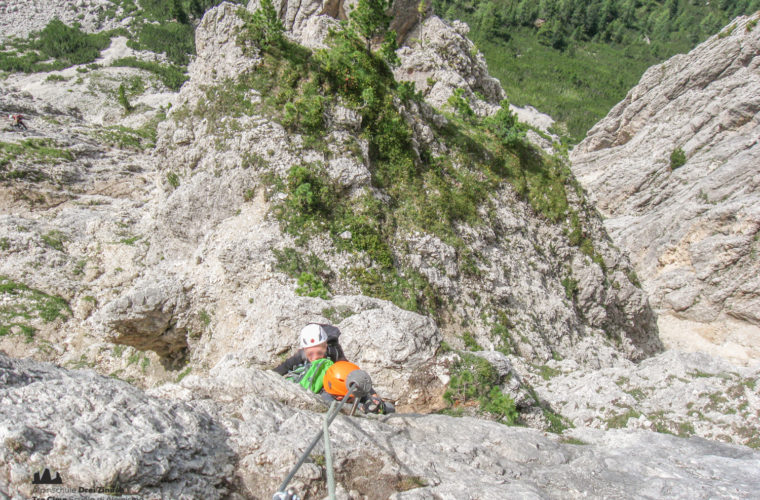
273, 323, 347, 394
274, 323, 347, 374
273, 323, 394, 414
8, 114, 27, 131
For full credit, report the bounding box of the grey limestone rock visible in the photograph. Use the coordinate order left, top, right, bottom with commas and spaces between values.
570, 15, 760, 355
532, 350, 760, 448
99, 277, 193, 364
0, 353, 235, 499
394, 16, 505, 116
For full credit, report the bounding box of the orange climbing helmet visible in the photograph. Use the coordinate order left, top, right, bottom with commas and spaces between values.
323, 361, 361, 397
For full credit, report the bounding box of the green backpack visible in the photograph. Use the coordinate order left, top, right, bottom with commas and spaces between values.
285, 358, 334, 393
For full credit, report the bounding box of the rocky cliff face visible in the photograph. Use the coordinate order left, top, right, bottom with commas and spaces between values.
570, 14, 760, 364
3, 352, 759, 499
1, 1, 759, 498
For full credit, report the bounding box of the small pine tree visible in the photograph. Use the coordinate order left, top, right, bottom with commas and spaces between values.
670, 147, 687, 169
485, 99, 525, 147
350, 0, 392, 50
448, 88, 474, 119
248, 0, 285, 50
190, 0, 205, 18
117, 83, 133, 113
379, 30, 400, 67
171, 0, 189, 24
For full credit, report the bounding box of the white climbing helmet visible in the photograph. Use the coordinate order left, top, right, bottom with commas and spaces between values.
300, 323, 327, 348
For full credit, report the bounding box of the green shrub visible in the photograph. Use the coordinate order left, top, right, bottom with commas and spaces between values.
295, 272, 330, 299
275, 163, 335, 235
166, 171, 180, 188
461, 331, 482, 351
539, 364, 561, 380
379, 29, 400, 66
117, 83, 133, 112
111, 57, 188, 90
350, 0, 392, 49
670, 147, 687, 169
128, 21, 195, 65
561, 274, 578, 301
485, 99, 525, 147
443, 353, 517, 424
0, 20, 110, 73
198, 309, 212, 327
448, 88, 474, 119
273, 247, 333, 299
490, 311, 514, 355
543, 408, 571, 433
237, 0, 285, 51
36, 19, 111, 66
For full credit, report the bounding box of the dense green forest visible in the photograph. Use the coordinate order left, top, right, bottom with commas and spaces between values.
433, 0, 760, 142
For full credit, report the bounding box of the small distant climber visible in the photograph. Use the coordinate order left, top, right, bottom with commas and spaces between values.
8, 114, 27, 131
273, 323, 394, 414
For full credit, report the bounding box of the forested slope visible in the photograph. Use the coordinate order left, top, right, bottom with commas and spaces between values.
433, 0, 760, 141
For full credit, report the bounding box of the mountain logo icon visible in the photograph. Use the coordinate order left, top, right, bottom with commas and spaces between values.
32, 468, 62, 484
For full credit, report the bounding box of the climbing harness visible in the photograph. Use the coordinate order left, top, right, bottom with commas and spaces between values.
274, 369, 373, 500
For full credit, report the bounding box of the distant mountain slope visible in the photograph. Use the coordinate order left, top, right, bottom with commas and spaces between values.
570, 14, 760, 363
433, 0, 760, 141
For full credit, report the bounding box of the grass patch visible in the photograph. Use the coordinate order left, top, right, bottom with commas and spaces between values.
321, 306, 355, 323
0, 139, 74, 171
0, 276, 71, 339
543, 408, 572, 434
461, 331, 482, 351
176, 366, 192, 382
560, 436, 588, 445
539, 364, 561, 380
166, 171, 180, 188
395, 476, 428, 491
606, 409, 642, 429
490, 311, 515, 355
119, 235, 141, 245
198, 309, 212, 328
625, 388, 646, 402
41, 230, 67, 251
